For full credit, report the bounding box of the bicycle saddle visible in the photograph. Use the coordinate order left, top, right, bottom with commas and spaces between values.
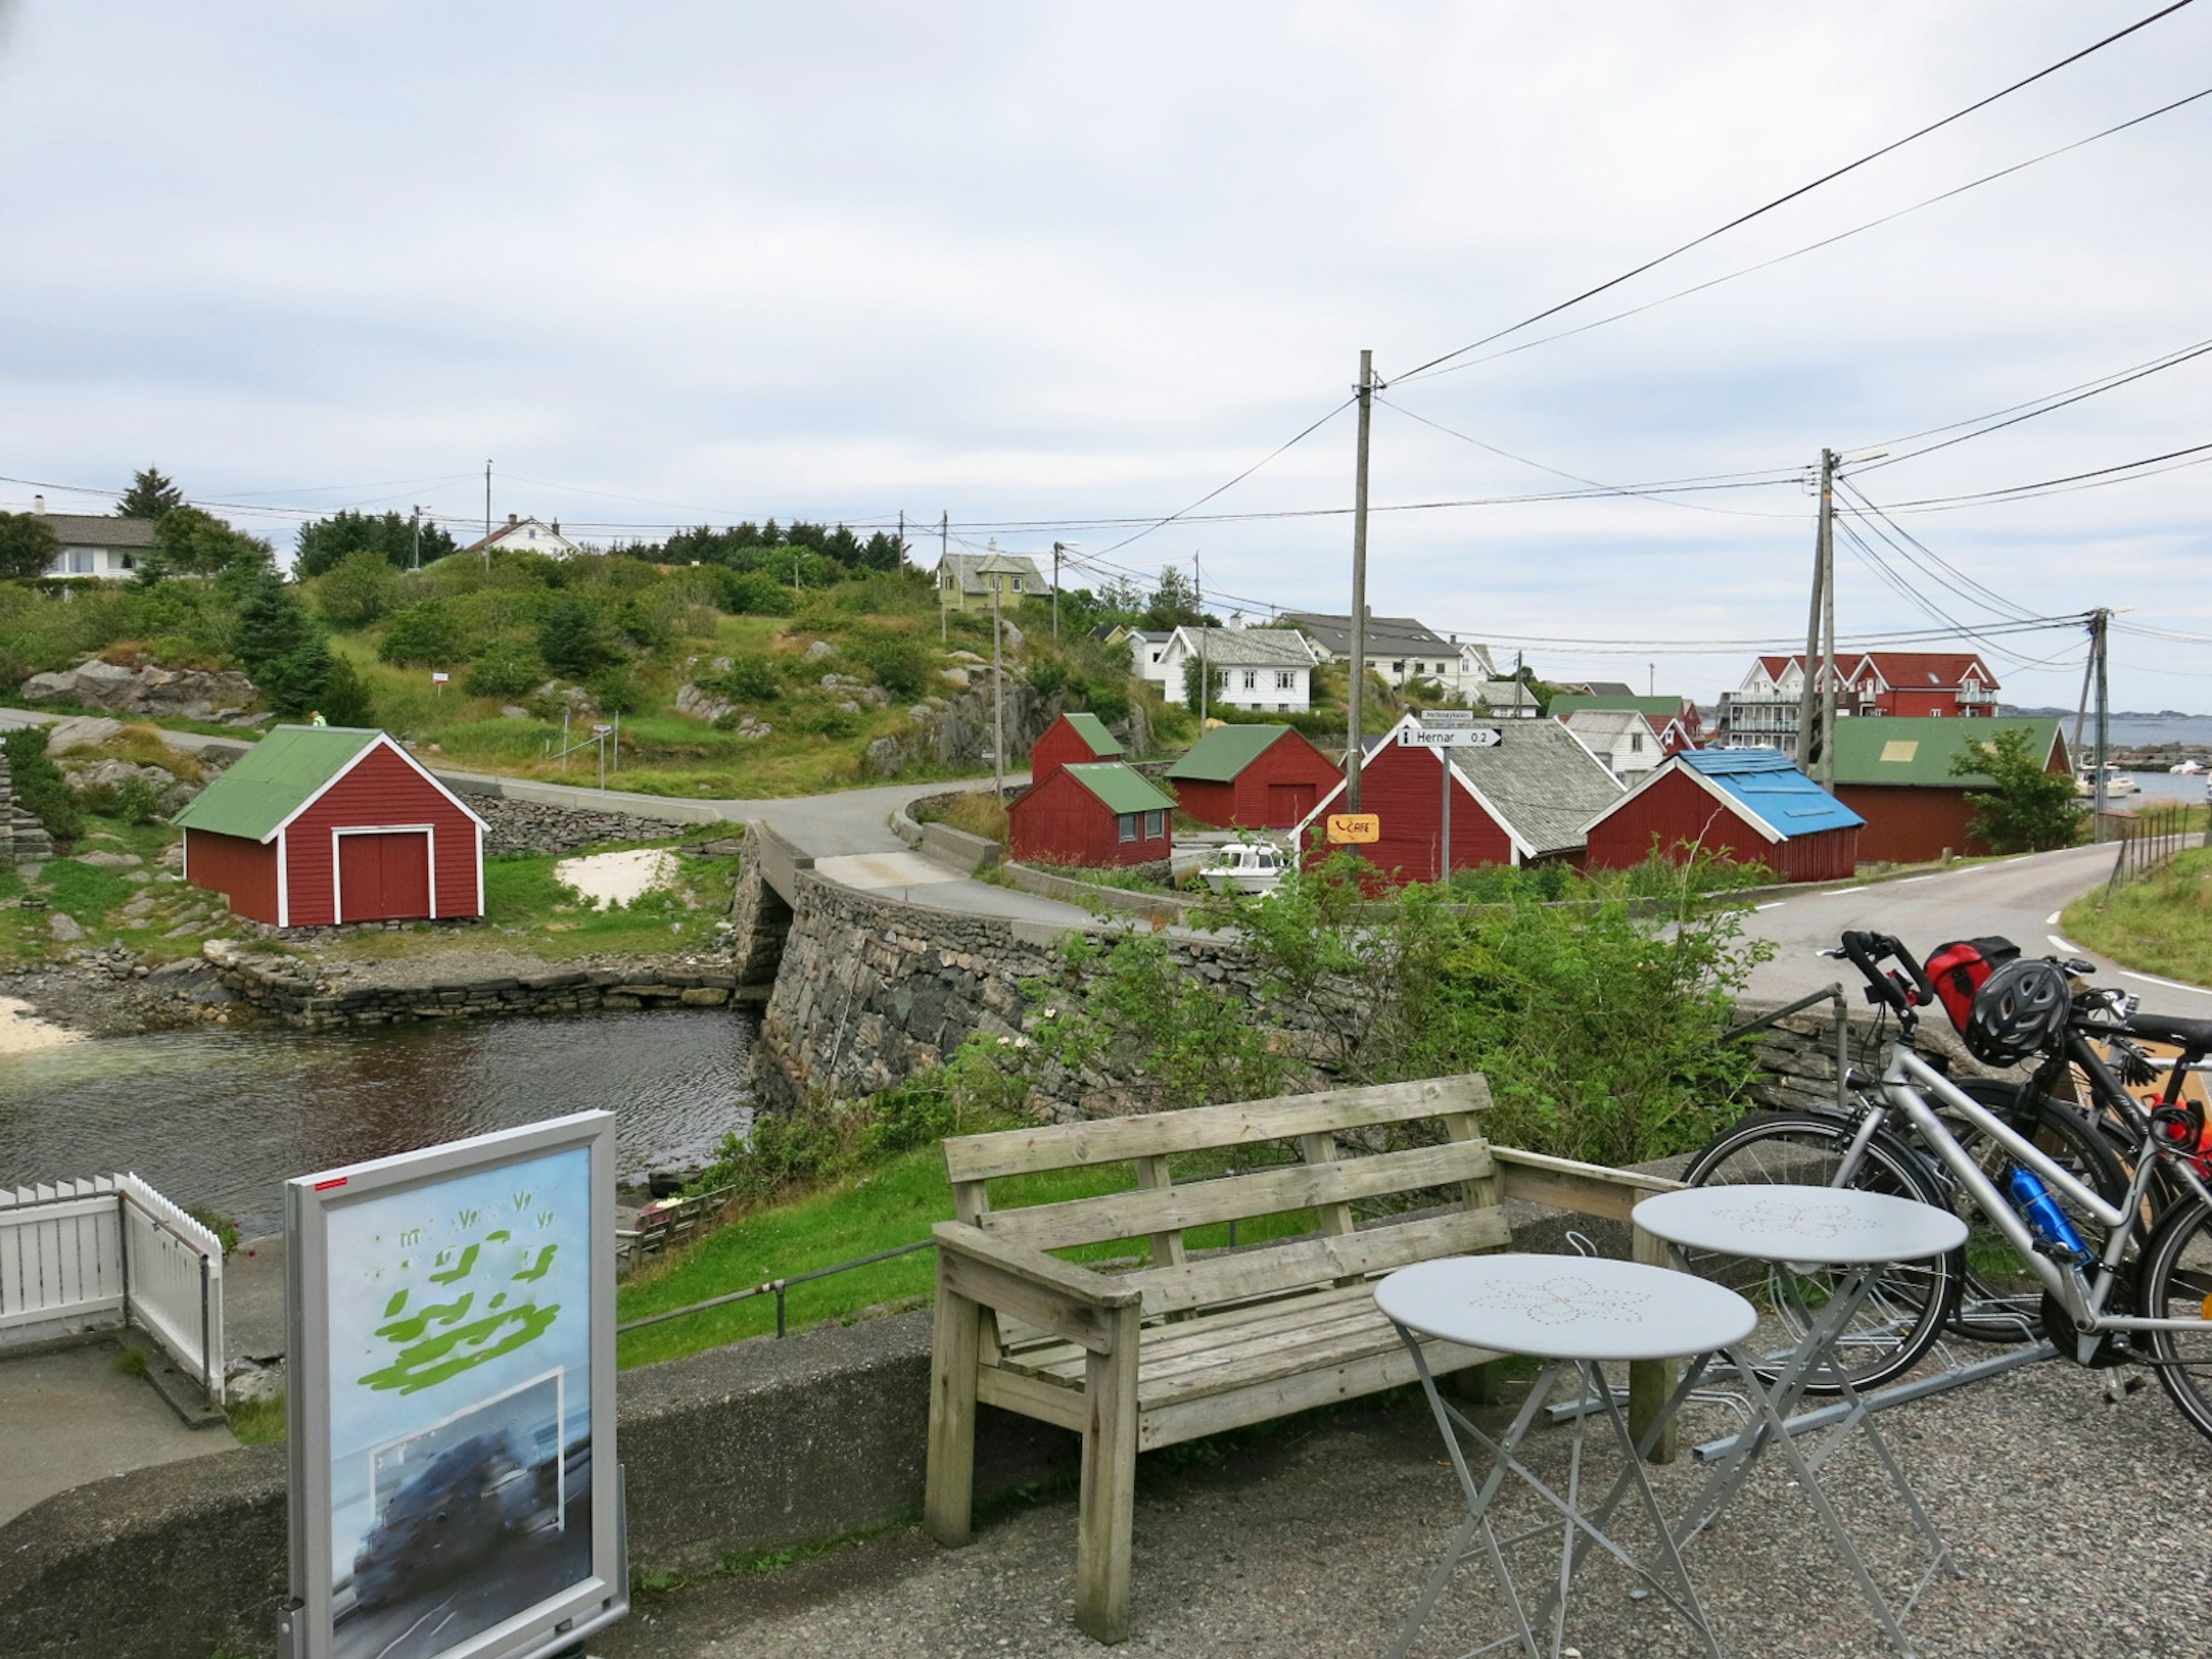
2125, 1010, 2212, 1057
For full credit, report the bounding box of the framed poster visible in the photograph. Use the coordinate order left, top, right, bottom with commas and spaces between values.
281, 1112, 627, 1659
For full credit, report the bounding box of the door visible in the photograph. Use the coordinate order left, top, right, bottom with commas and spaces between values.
1267, 782, 1318, 824
337, 831, 432, 922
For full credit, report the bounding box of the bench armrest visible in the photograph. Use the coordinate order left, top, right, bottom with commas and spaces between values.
1491, 1146, 1685, 1224
933, 1221, 1142, 1355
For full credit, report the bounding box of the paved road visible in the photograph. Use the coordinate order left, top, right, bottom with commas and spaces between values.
1743, 841, 2212, 1015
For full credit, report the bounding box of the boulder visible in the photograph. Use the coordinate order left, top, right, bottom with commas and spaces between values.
75, 850, 145, 869
43, 715, 124, 753
20, 659, 257, 720
865, 736, 905, 778
675, 683, 737, 725
47, 911, 85, 942
804, 640, 836, 662
500, 704, 531, 719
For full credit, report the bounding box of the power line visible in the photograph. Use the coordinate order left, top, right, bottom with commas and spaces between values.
1836, 479, 2042, 621
1872, 437, 2212, 510
1389, 0, 2201, 385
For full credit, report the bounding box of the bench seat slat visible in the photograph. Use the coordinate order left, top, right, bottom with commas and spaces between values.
1136, 1333, 1497, 1451
944, 1075, 1492, 1183
1005, 1285, 1387, 1388
979, 1139, 1496, 1252
1124, 1207, 1510, 1315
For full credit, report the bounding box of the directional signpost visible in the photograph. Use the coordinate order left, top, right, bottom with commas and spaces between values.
1397, 721, 1503, 880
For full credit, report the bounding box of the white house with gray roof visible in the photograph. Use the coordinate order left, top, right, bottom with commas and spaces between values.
1279, 610, 1498, 695
26, 499, 157, 579
1156, 626, 1320, 713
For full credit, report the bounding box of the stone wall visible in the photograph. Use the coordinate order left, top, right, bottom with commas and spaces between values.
202, 940, 759, 1028
467, 793, 704, 855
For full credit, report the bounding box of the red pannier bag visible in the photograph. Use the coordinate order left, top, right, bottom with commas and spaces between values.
1922, 936, 2022, 1033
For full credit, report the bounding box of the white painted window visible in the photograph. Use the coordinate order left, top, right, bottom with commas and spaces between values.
1118, 813, 1138, 843
68, 549, 93, 574
1275, 671, 1294, 689
1242, 671, 1257, 690
1145, 810, 1164, 838
1630, 732, 1643, 752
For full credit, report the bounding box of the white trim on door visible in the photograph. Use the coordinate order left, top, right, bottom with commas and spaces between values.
331, 824, 437, 923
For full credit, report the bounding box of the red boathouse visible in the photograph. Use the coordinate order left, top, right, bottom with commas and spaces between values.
1166, 724, 1342, 829
1028, 711, 1124, 786
1007, 760, 1176, 868
1580, 747, 1862, 882
171, 725, 487, 926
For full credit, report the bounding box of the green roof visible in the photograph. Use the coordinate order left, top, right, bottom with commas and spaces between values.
1060, 711, 1124, 758
1060, 762, 1176, 816
1549, 694, 1690, 719
1828, 717, 2065, 789
1165, 724, 1296, 783
169, 725, 386, 841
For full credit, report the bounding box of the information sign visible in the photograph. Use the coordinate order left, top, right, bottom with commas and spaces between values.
281, 1112, 627, 1659
1397, 726, 1502, 749
1326, 813, 1380, 844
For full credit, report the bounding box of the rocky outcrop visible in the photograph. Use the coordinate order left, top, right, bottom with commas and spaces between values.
892, 676, 1151, 774
19, 658, 258, 721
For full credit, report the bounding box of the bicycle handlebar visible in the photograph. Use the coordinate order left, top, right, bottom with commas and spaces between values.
1836, 929, 1934, 1017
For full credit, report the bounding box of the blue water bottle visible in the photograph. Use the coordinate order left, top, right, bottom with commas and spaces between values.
2006, 1166, 2086, 1255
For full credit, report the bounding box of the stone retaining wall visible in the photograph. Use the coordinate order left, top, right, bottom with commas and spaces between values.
466, 793, 706, 855
202, 941, 761, 1028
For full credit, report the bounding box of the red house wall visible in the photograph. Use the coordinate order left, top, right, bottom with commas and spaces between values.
183, 828, 281, 925
1836, 786, 1983, 863
1007, 768, 1169, 868
1027, 718, 1112, 786
1876, 689, 1986, 718
1176, 730, 1342, 828
1308, 741, 1515, 884
1584, 767, 1859, 881
279, 743, 483, 925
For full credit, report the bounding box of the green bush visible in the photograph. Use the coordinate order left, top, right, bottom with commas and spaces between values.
717, 570, 797, 616
378, 600, 467, 667
537, 595, 624, 679
463, 639, 547, 699
802, 704, 863, 740
2, 726, 81, 842
844, 633, 930, 699
700, 652, 781, 702
586, 665, 647, 717
75, 774, 165, 825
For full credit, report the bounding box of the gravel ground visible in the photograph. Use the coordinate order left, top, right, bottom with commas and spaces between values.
603, 1355, 2212, 1659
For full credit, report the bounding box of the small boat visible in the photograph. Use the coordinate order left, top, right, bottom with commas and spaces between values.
2076, 763, 2138, 798
1198, 842, 1289, 896
2170, 759, 2205, 775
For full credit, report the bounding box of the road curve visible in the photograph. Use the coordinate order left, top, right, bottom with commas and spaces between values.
1742, 842, 2211, 1016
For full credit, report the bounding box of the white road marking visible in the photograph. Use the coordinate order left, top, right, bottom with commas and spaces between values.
2049, 934, 2086, 956
1825, 886, 1869, 896
1756, 902, 1785, 911
2045, 912, 2062, 926
2122, 970, 2212, 997
1895, 874, 1936, 884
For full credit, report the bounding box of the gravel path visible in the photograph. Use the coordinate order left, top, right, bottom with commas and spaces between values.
603, 1354, 2212, 1659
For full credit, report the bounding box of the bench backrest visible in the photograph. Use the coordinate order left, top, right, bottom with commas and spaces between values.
942, 1075, 1505, 1317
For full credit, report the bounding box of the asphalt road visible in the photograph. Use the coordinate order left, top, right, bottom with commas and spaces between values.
1742, 842, 2212, 1016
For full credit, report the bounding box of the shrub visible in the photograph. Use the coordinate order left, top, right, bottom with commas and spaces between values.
586, 665, 647, 716
802, 704, 864, 740
314, 549, 403, 630
2, 726, 81, 842
537, 595, 624, 679
378, 599, 467, 667
463, 639, 547, 699
844, 633, 930, 699
76, 774, 165, 825
717, 570, 797, 616
700, 652, 781, 703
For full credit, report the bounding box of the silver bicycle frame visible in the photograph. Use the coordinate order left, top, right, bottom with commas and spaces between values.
1870, 1047, 2211, 1338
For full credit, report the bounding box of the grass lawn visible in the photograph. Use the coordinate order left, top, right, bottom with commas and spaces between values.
615, 1145, 1319, 1370
2063, 845, 2212, 988
0, 815, 234, 965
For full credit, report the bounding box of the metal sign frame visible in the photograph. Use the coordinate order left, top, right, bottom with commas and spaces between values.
281, 1111, 626, 1659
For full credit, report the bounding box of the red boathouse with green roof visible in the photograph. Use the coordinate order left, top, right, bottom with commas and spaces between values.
171, 725, 487, 926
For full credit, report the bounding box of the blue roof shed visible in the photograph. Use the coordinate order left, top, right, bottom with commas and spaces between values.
1581, 745, 1863, 882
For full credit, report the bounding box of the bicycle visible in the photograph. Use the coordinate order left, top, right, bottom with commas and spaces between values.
1685, 931, 2212, 1444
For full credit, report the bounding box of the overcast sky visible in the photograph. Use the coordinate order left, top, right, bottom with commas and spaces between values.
2, 2, 2208, 709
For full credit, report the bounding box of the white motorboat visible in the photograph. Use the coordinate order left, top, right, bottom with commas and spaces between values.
2169, 759, 2205, 775
1198, 842, 1289, 896
2076, 763, 2138, 798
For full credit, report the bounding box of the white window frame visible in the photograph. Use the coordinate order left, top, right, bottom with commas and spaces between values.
1117, 813, 1137, 843
1144, 810, 1164, 839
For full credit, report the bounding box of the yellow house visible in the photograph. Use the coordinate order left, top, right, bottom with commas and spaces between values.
936, 543, 1047, 615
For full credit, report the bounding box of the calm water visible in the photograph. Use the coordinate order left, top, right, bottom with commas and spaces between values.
0, 1010, 756, 1234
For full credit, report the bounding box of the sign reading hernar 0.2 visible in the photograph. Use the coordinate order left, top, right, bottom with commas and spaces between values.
280, 1113, 628, 1659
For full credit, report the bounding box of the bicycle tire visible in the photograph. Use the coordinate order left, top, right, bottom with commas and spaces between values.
1925, 1079, 2131, 1343
1683, 1110, 1956, 1392
2135, 1198, 2212, 1445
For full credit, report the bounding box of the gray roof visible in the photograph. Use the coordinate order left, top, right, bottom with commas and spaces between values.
1177, 627, 1315, 668
1428, 718, 1624, 857
1563, 708, 1658, 744
1281, 611, 1467, 660
1570, 680, 1637, 697
34, 514, 158, 548
937, 550, 1046, 594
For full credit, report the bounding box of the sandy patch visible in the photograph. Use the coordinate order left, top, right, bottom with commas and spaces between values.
0, 995, 84, 1054
555, 847, 679, 908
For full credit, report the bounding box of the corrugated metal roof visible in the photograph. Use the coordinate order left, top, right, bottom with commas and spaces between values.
169, 726, 383, 842
1058, 711, 1124, 757
1679, 747, 1864, 836
1061, 762, 1176, 816
1827, 716, 2061, 787
1166, 724, 1296, 783
1434, 718, 1624, 856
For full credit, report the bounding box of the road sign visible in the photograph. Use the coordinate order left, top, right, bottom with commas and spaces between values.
1326, 813, 1380, 844
1398, 726, 1502, 749
1418, 709, 1475, 728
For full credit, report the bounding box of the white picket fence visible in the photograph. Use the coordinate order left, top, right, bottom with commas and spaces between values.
0, 1175, 226, 1404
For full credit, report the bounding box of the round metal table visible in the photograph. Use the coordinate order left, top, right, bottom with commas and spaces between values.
1374, 1254, 1758, 1659
1633, 1184, 1969, 1658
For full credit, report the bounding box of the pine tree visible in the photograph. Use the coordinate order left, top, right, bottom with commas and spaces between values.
235, 569, 310, 681
116, 467, 184, 520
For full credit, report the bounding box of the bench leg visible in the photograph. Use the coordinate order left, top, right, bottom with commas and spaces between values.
925, 1279, 982, 1547
1444, 1357, 1507, 1405
1074, 1306, 1141, 1643
1630, 1225, 1679, 1465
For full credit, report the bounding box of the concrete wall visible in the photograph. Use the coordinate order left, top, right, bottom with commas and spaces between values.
0, 1310, 1074, 1659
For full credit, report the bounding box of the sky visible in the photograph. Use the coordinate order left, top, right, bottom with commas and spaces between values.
2, 2, 2208, 710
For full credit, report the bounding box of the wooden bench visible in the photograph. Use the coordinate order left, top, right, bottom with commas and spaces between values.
921, 1074, 1684, 1643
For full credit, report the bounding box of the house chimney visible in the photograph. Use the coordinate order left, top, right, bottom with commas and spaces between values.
550, 519, 559, 536
507, 512, 518, 526
32, 495, 44, 514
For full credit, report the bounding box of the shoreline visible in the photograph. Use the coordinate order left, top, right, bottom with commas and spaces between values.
0, 995, 86, 1055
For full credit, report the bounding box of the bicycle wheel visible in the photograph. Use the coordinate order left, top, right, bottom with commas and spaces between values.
1924, 1078, 2131, 1342
2135, 1198, 2212, 1444
1684, 1111, 1956, 1392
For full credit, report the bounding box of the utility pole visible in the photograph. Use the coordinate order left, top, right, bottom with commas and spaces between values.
484, 460, 493, 545
1051, 541, 1063, 639
410, 506, 422, 571
1346, 349, 1375, 810
1195, 552, 1209, 726
991, 565, 1006, 801
1796, 448, 1837, 770
2092, 607, 2112, 834
940, 511, 950, 644
1819, 452, 1839, 796
897, 510, 906, 570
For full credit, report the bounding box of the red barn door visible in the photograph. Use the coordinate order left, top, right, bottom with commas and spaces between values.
336, 830, 433, 922
1267, 781, 1318, 825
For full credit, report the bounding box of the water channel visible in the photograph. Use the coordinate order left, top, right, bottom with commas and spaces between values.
0, 1009, 757, 1234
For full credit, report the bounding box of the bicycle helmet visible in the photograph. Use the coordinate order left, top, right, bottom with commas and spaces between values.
1962, 957, 2070, 1065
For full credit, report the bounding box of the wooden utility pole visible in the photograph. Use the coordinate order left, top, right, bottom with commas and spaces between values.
484, 460, 493, 547
2092, 607, 2112, 833
1195, 552, 1209, 726
941, 511, 950, 643
1819, 449, 1839, 795
1052, 541, 1065, 638
992, 566, 1006, 801
1346, 349, 1375, 810
1796, 448, 1837, 772
897, 510, 906, 569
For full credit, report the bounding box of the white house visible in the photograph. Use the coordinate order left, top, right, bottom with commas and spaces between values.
462, 514, 582, 559
1562, 708, 1666, 779
29, 499, 156, 580
1156, 627, 1319, 713
1279, 611, 1498, 696
1119, 628, 1177, 688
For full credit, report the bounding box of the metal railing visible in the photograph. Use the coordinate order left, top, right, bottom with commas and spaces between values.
617, 1238, 934, 1338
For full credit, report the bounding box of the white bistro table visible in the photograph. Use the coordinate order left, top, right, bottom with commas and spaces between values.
1632, 1184, 1969, 1658
1373, 1253, 1758, 1659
